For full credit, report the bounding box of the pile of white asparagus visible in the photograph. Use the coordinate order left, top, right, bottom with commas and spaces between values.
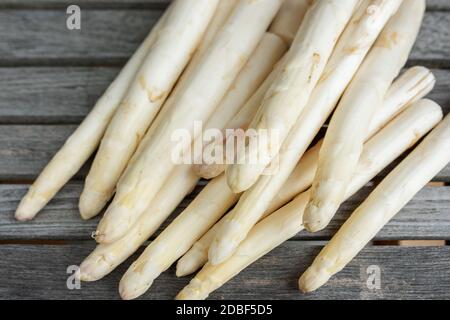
16, 0, 450, 300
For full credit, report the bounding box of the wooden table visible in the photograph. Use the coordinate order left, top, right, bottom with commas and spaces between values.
0, 0, 449, 300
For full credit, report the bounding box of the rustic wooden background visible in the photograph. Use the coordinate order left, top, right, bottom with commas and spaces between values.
0, 0, 449, 300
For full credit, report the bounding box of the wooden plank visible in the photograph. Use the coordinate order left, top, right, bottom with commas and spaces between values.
0, 67, 118, 124
0, 10, 448, 64
0, 0, 447, 10
0, 67, 449, 124
0, 242, 449, 299
0, 125, 448, 181
1, 183, 449, 241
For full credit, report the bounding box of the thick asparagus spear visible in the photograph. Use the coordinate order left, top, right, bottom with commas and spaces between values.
14, 6, 172, 221
300, 108, 449, 293
176, 66, 435, 276
304, 0, 425, 232
94, 0, 283, 244
176, 99, 444, 300
78, 0, 219, 219
226, 0, 361, 193
209, 0, 403, 265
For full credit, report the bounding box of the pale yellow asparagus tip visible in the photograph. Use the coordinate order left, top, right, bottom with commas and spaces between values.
119, 264, 159, 300
78, 190, 110, 220
15, 189, 44, 221
77, 255, 113, 282
303, 200, 340, 232
95, 204, 131, 243
208, 227, 240, 265
176, 245, 207, 277
176, 278, 209, 300
299, 265, 330, 293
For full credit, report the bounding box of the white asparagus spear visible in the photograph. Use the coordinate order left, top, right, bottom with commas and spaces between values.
304, 0, 425, 232
300, 107, 449, 293
193, 55, 287, 179
78, 0, 219, 219
176, 99, 444, 300
78, 164, 198, 282
209, 0, 402, 265
226, 0, 360, 193
119, 174, 238, 300
177, 66, 435, 276
95, 0, 283, 244
192, 33, 287, 166
14, 7, 173, 221
268, 0, 312, 45
77, 32, 287, 281
114, 0, 239, 174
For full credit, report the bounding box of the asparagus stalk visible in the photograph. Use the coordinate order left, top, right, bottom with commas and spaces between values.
226, 0, 360, 193
77, 31, 287, 281
268, 0, 312, 45
209, 0, 402, 265
176, 66, 435, 276
94, 0, 283, 244
14, 6, 172, 221
112, 0, 239, 175
193, 55, 287, 179
176, 99, 444, 300
77, 164, 198, 281
119, 174, 239, 300
304, 0, 425, 232
300, 107, 449, 293
78, 0, 220, 219
192, 33, 287, 167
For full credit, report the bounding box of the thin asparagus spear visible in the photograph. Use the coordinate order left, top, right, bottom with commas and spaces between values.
300, 108, 449, 293
78, 0, 220, 219
226, 0, 361, 193
304, 0, 425, 232
94, 0, 283, 244
119, 174, 239, 300
209, 0, 403, 265
176, 66, 435, 276
14, 6, 172, 221
176, 99, 444, 300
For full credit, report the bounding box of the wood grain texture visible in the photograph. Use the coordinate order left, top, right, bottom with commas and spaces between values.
0, 124, 448, 181
0, 243, 449, 300
1, 184, 449, 241
0, 10, 448, 64
0, 67, 449, 124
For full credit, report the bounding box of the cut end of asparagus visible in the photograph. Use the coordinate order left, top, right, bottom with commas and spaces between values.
79, 189, 110, 220
298, 266, 331, 293
303, 201, 340, 233
176, 249, 206, 277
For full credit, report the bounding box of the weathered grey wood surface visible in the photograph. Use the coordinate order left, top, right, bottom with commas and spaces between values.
0, 243, 449, 300
0, 125, 449, 181
1, 67, 449, 124
1, 184, 449, 241
0, 0, 449, 300
0, 10, 448, 64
